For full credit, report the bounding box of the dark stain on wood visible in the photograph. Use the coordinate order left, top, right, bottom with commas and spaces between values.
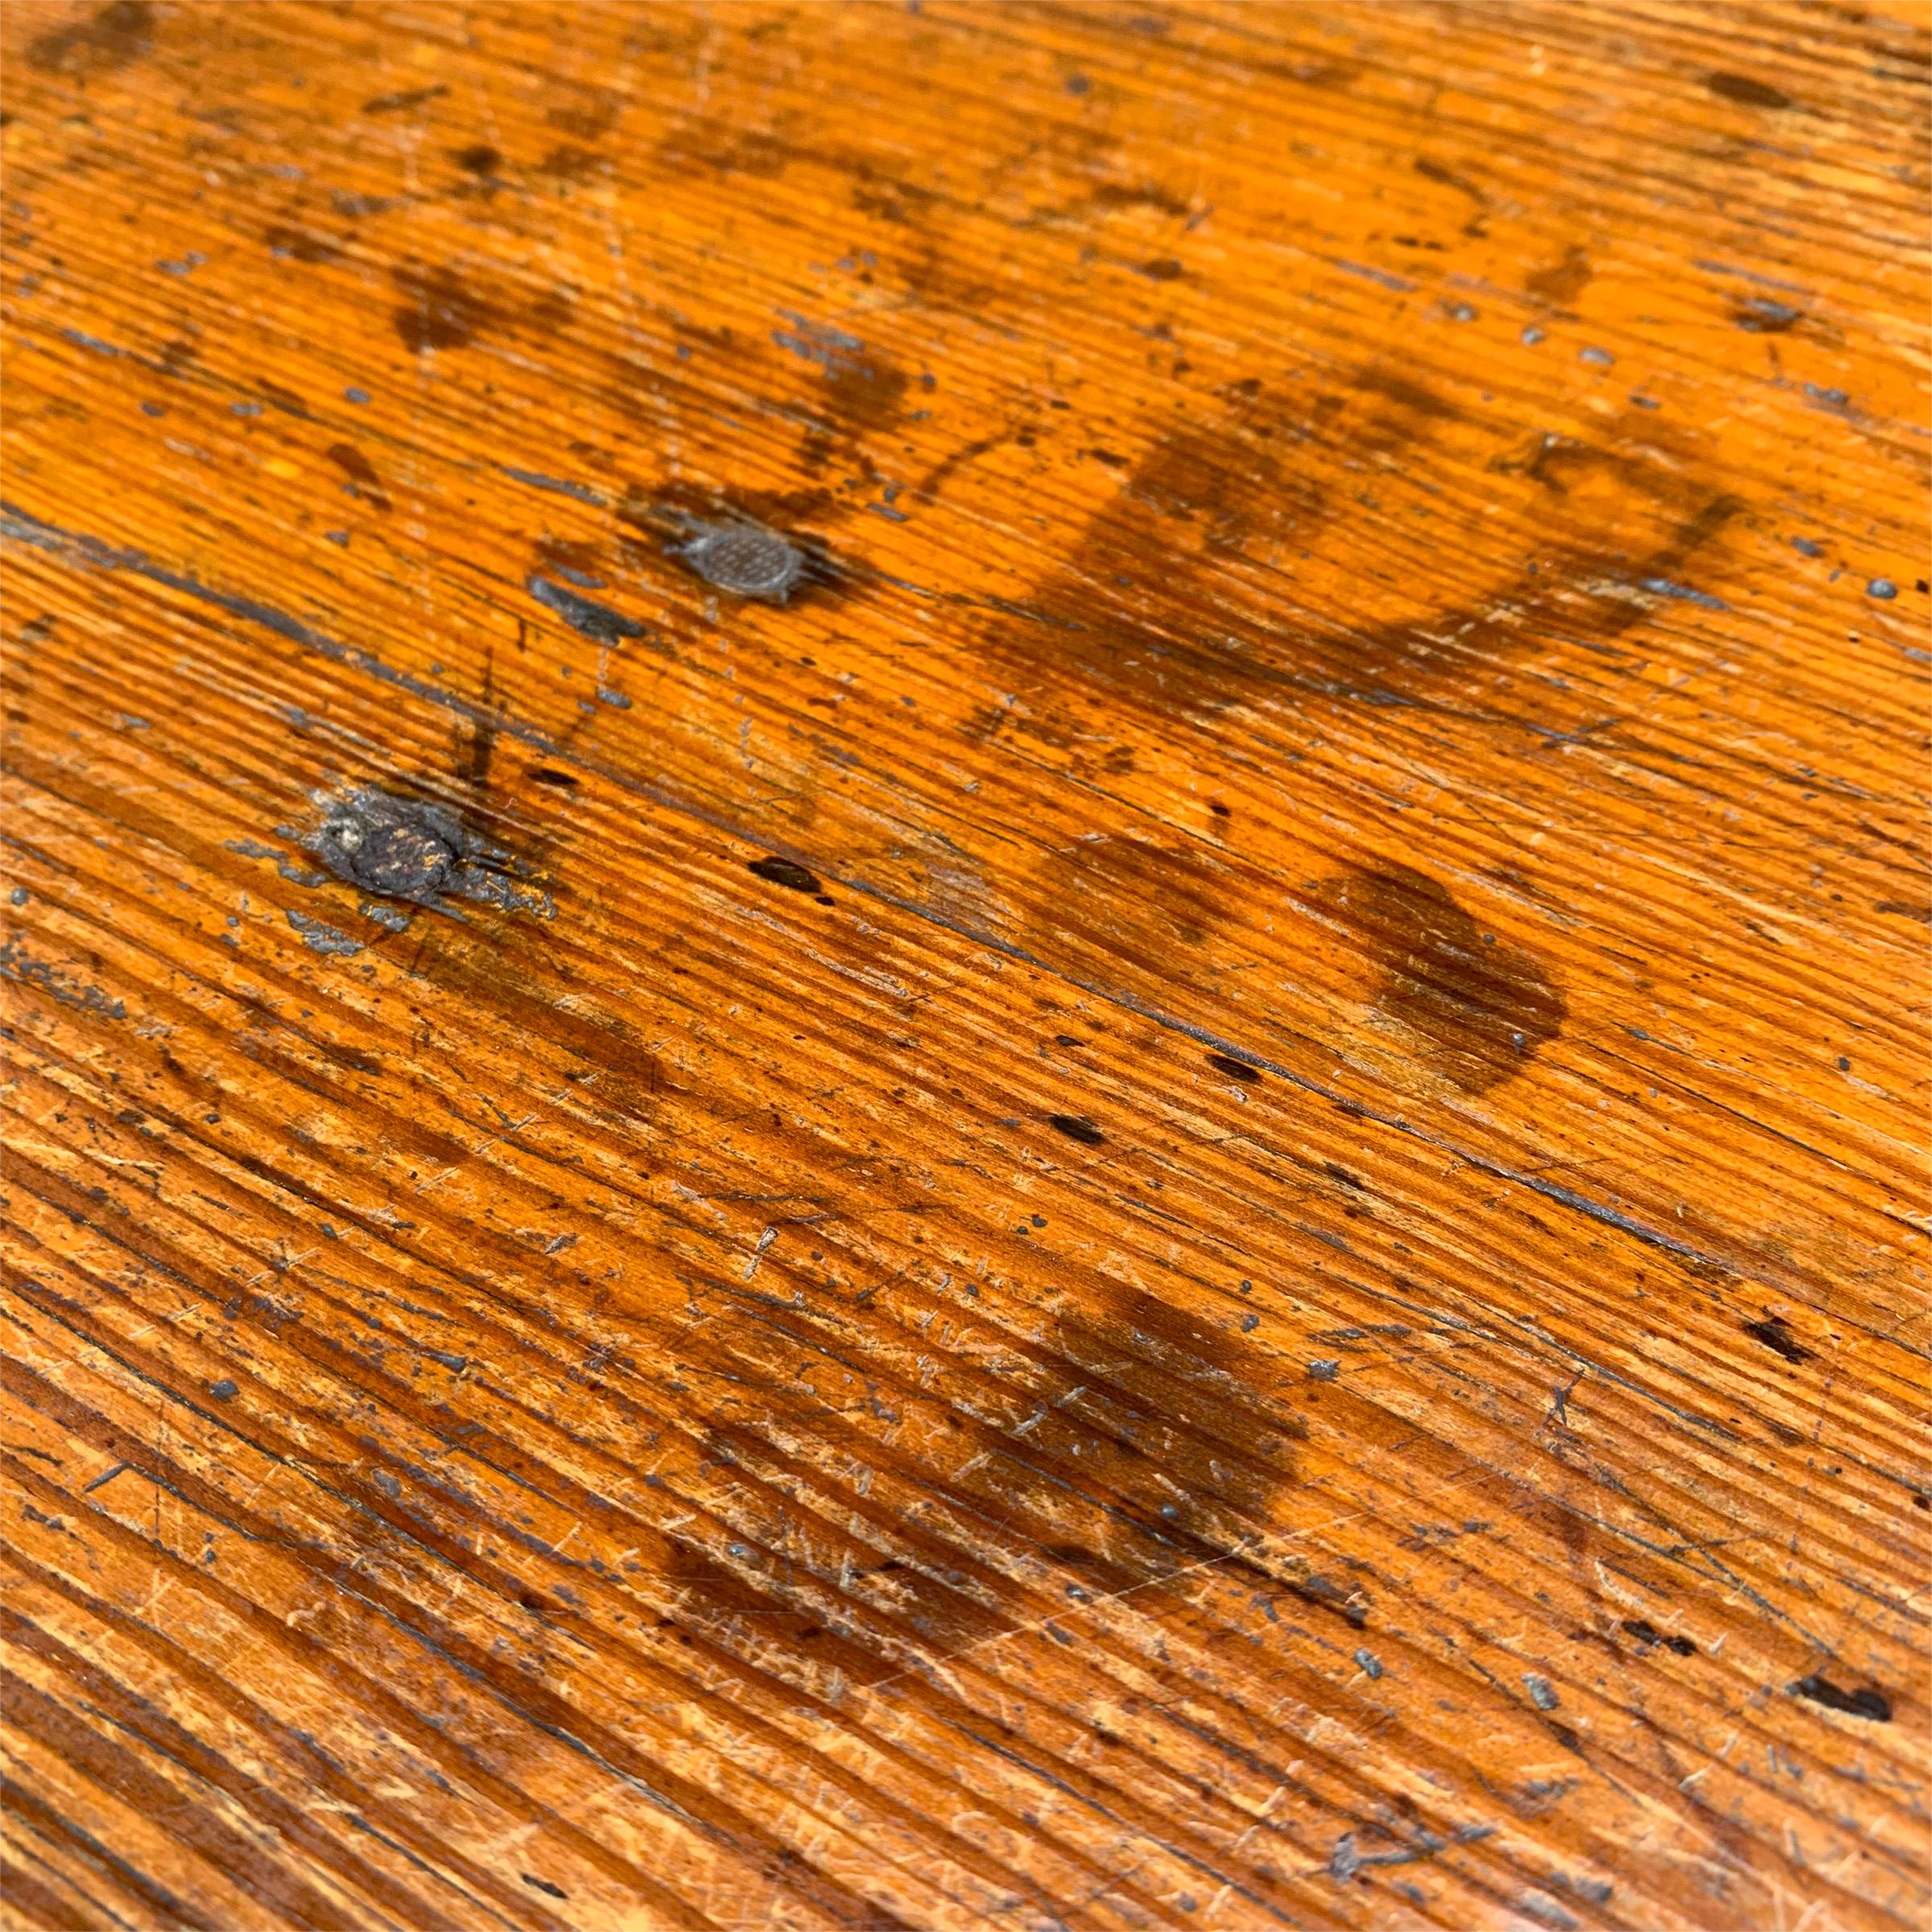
27, 0, 153, 77
390, 264, 499, 353
1622, 1618, 1697, 1656
1705, 71, 1794, 109
1789, 1674, 1891, 1722
1027, 833, 1229, 976
747, 854, 824, 893
263, 224, 345, 265
1525, 242, 1593, 308
1205, 1051, 1261, 1083
965, 372, 1491, 727
1743, 1314, 1814, 1364
1311, 862, 1566, 1090
324, 443, 390, 511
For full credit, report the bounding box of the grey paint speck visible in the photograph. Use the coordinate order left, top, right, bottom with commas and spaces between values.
771, 312, 866, 369
1638, 576, 1728, 611
528, 574, 646, 642
1518, 1897, 1579, 1930
1525, 1672, 1560, 1710
286, 909, 363, 956
224, 838, 328, 887
1579, 345, 1615, 367
503, 467, 605, 506
1867, 578, 1897, 601
1335, 259, 1416, 293
1736, 296, 1802, 331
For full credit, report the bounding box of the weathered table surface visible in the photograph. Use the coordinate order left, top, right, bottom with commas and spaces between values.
2, 3, 1926, 1928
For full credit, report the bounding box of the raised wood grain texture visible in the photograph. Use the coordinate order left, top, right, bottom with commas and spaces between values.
1, 3, 1926, 1929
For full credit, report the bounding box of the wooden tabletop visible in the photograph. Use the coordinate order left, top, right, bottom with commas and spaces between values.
2, 3, 1926, 1928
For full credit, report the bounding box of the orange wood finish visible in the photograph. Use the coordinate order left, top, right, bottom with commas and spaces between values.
2, 3, 1926, 1928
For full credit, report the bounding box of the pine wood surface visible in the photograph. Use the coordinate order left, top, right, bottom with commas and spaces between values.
1, 2, 1927, 1928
